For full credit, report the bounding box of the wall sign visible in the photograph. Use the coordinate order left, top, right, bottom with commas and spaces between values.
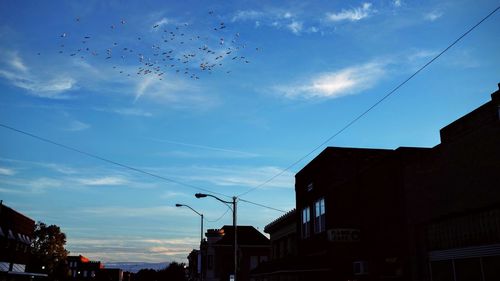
328, 228, 360, 242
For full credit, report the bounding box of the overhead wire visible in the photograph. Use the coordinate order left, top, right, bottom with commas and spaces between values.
238, 198, 287, 213
204, 206, 232, 223
236, 4, 500, 198
0, 122, 286, 213
0, 123, 231, 199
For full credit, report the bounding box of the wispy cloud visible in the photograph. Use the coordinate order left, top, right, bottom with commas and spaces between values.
65, 120, 91, 132
393, 0, 402, 8
424, 10, 443, 21
275, 61, 385, 100
0, 167, 16, 176
0, 50, 76, 98
93, 107, 153, 117
326, 3, 374, 22
231, 10, 265, 22
67, 236, 198, 263
81, 205, 183, 217
180, 165, 294, 189
287, 21, 303, 34
231, 9, 310, 35
8, 52, 28, 73
77, 176, 128, 186
0, 69, 76, 98
148, 138, 259, 158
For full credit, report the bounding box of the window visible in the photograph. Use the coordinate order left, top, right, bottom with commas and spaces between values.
301, 207, 311, 238
314, 197, 326, 233
307, 182, 314, 192
250, 256, 258, 270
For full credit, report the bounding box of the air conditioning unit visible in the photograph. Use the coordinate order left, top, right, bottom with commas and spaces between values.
353, 261, 368, 275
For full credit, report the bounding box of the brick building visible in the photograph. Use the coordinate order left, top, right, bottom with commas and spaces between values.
273, 83, 500, 280
0, 201, 47, 280
201, 225, 270, 281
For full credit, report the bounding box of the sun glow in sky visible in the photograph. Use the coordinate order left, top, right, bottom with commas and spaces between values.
1, 0, 499, 263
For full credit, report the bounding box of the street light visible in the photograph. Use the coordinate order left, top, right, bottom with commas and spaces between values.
176, 203, 204, 281
195, 193, 238, 281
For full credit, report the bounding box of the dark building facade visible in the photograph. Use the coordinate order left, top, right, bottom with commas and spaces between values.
251, 209, 297, 281
67, 255, 103, 280
201, 225, 270, 281
0, 201, 46, 281
187, 249, 200, 281
291, 84, 500, 281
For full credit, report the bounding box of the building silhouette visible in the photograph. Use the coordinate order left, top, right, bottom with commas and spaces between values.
256, 84, 500, 281
199, 225, 270, 281
0, 201, 47, 280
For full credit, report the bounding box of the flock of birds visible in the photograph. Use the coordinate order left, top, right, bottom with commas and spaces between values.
43, 11, 259, 81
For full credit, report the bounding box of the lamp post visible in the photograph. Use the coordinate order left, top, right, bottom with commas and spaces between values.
175, 203, 204, 281
195, 193, 237, 281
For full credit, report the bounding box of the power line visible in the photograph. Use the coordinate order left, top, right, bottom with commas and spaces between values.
237, 4, 500, 198
0, 122, 287, 214
0, 123, 230, 199
204, 206, 232, 223
239, 198, 286, 213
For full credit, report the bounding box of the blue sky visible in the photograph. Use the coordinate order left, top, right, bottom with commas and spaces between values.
1, 0, 499, 263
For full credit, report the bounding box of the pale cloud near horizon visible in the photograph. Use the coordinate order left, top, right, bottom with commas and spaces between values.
77, 176, 128, 186
275, 62, 385, 100
326, 3, 373, 22
67, 236, 198, 263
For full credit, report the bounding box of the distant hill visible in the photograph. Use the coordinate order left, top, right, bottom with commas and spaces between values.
104, 262, 169, 273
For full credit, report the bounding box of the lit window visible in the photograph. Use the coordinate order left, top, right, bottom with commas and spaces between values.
314, 198, 326, 233
301, 207, 311, 238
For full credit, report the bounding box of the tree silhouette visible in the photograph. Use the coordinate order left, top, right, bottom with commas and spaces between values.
30, 221, 69, 280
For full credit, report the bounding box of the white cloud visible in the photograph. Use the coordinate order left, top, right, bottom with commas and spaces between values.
232, 10, 264, 22
0, 69, 76, 98
275, 62, 385, 100
424, 10, 443, 21
0, 50, 76, 98
287, 21, 303, 34
30, 177, 63, 193
93, 107, 153, 117
326, 3, 373, 22
9, 52, 28, 72
132, 75, 216, 109
77, 176, 128, 186
66, 120, 90, 132
0, 167, 16, 176
393, 0, 402, 7
182, 165, 294, 189
309, 26, 319, 33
